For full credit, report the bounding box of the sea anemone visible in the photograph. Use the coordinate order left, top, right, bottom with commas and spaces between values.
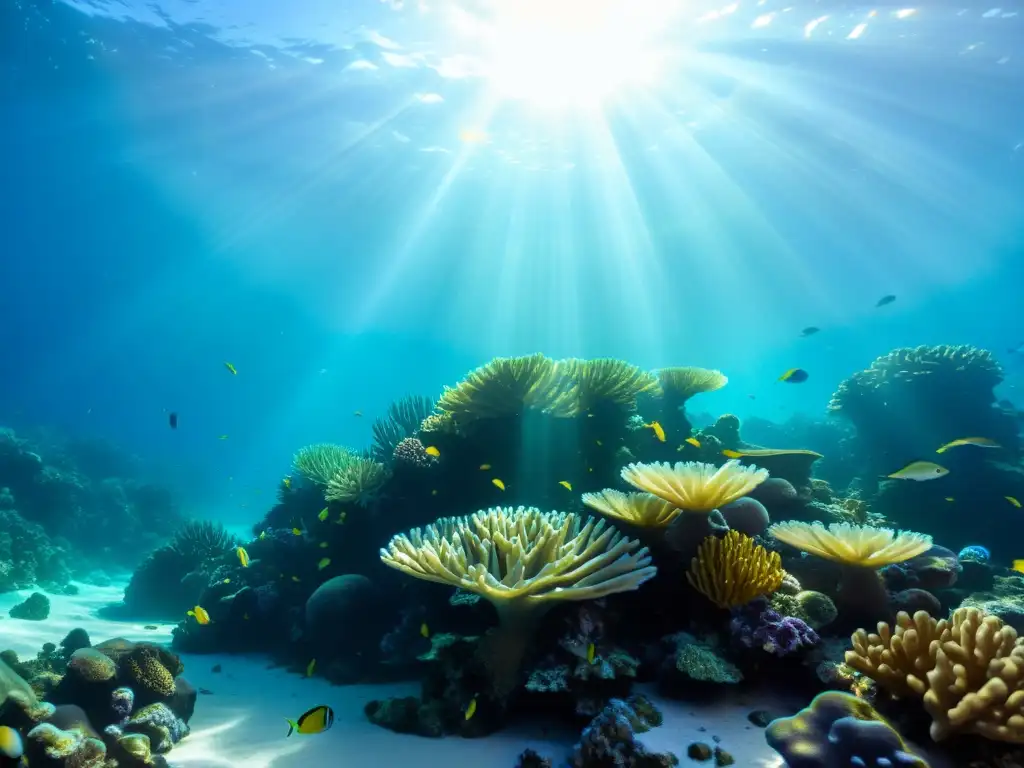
325, 457, 390, 506
292, 443, 357, 486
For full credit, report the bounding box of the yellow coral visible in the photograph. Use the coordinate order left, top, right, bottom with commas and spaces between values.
620, 460, 768, 513
654, 367, 728, 403
686, 530, 784, 608
846, 608, 1024, 742
768, 521, 931, 568
581, 489, 681, 528
325, 457, 389, 506
419, 411, 456, 434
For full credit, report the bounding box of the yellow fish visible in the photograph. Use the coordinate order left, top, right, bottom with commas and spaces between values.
291, 576, 301, 582
1008, 496, 1022, 508
559, 480, 572, 491
645, 421, 666, 442
1014, 560, 1024, 574
685, 437, 701, 448
420, 622, 430, 639
285, 705, 335, 736
259, 530, 267, 540
464, 697, 477, 720
187, 606, 211, 625
886, 461, 949, 481
224, 362, 238, 375
306, 659, 316, 677
721, 449, 745, 459
425, 446, 441, 457
319, 541, 328, 549
492, 478, 506, 491
936, 437, 1001, 454
292, 527, 302, 536
479, 463, 492, 471
945, 497, 955, 502
317, 557, 331, 571
222, 578, 231, 584
0, 725, 23, 760
282, 477, 292, 489
587, 642, 596, 665
318, 508, 329, 522
218, 435, 229, 440
236, 546, 250, 568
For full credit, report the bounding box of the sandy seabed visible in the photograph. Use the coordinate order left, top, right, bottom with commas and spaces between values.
0, 582, 824, 767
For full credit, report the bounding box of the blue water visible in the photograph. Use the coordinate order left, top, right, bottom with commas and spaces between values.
2, 0, 1023, 528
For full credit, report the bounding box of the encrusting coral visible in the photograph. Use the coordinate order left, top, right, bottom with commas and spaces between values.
620, 460, 769, 513
580, 490, 680, 529
686, 530, 784, 609
845, 607, 1024, 743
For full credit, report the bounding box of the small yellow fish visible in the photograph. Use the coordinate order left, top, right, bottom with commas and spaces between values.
1008, 496, 1022, 508
282, 477, 292, 489
218, 434, 229, 440
292, 527, 302, 536
945, 497, 955, 502
224, 362, 238, 375
464, 697, 477, 720
886, 461, 949, 481
431, 489, 438, 496
559, 480, 572, 491
420, 622, 430, 639
259, 531, 267, 540
306, 659, 316, 677
935, 437, 1001, 454
479, 463, 492, 471
685, 437, 701, 448
236, 546, 250, 568
319, 541, 328, 549
721, 449, 744, 459
188, 606, 211, 625
595, 440, 603, 446
492, 478, 506, 491
317, 557, 331, 570
353, 410, 363, 417
778, 368, 809, 383
1014, 560, 1024, 574
425, 446, 441, 457
318, 508, 329, 522
587, 642, 596, 665
645, 421, 666, 442
222, 578, 231, 584
285, 705, 335, 736
291, 576, 301, 583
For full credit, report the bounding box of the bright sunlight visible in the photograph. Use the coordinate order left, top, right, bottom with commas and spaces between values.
463, 0, 673, 108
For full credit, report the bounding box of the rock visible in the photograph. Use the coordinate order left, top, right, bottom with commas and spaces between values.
747, 709, 773, 727
10, 592, 50, 621
304, 575, 378, 658
687, 742, 713, 761
714, 746, 735, 766
167, 677, 196, 723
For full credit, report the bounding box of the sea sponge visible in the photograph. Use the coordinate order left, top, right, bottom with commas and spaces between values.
768, 521, 932, 568
560, 358, 659, 411
653, 367, 728, 404
325, 456, 390, 506
621, 460, 769, 513
581, 489, 681, 528
846, 608, 1024, 742
686, 530, 784, 609
292, 443, 357, 486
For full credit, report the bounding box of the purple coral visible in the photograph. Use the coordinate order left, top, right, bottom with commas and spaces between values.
731, 599, 818, 656
392, 438, 437, 468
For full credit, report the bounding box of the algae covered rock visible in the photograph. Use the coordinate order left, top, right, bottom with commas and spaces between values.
24, 721, 107, 767
10, 592, 50, 620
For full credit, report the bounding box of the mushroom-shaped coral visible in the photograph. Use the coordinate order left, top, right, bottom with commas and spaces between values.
292, 443, 357, 486
379, 507, 657, 692
581, 490, 680, 529
621, 460, 768, 513
325, 456, 390, 506
765, 691, 930, 768
686, 530, 784, 609
845, 607, 1024, 743
654, 367, 728, 404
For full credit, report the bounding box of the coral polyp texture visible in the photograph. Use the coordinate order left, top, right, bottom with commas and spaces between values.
560, 358, 659, 411
621, 460, 769, 513
324, 456, 390, 506
845, 607, 1024, 743
580, 489, 681, 528
768, 521, 932, 568
653, 366, 728, 403
687, 530, 784, 609
292, 443, 357, 486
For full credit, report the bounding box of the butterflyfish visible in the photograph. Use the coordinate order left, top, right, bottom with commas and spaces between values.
886, 461, 949, 481
645, 421, 666, 442
236, 546, 250, 568
425, 445, 441, 457
778, 368, 809, 383
559, 480, 572, 491
224, 362, 237, 375
492, 478, 506, 491
935, 437, 1001, 453
285, 705, 335, 736
187, 606, 211, 625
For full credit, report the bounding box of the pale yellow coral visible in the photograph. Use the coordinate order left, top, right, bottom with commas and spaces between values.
581, 489, 681, 528
292, 443, 356, 486
561, 358, 659, 411
325, 457, 390, 506
686, 530, 784, 609
620, 460, 768, 513
654, 367, 728, 403
768, 521, 931, 568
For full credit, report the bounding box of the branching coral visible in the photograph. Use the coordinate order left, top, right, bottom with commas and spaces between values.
768, 522, 932, 568
581, 489, 681, 528
325, 457, 390, 506
371, 395, 435, 464
292, 443, 357, 486
846, 608, 1024, 743
621, 460, 768, 513
559, 358, 659, 412
686, 530, 784, 609
653, 367, 728, 404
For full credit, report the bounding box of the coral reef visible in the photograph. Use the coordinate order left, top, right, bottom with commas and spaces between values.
570, 695, 676, 768
686, 530, 784, 609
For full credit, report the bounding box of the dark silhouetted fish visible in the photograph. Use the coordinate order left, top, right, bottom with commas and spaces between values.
169, 412, 178, 429
876, 294, 896, 307
800, 327, 820, 337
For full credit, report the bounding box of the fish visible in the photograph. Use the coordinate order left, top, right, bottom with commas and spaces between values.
317, 557, 331, 570
559, 480, 572, 491
1008, 496, 1022, 508
0, 725, 24, 760
800, 327, 820, 337
222, 578, 231, 584
479, 463, 492, 470
143, 625, 158, 630
492, 478, 506, 491
168, 412, 178, 429
420, 622, 430, 638
285, 705, 335, 736
425, 446, 441, 457
644, 421, 666, 442
353, 410, 363, 417
336, 511, 347, 524
778, 368, 809, 383
306, 659, 316, 677
224, 362, 238, 375
431, 489, 438, 496
292, 528, 302, 536
1014, 560, 1024, 574
318, 508, 329, 522
218, 434, 228, 440
587, 643, 596, 665
685, 437, 701, 448
876, 294, 897, 307
935, 437, 1001, 453
259, 531, 267, 540
187, 606, 211, 625
291, 576, 301, 583
721, 449, 744, 459
886, 461, 949, 481
464, 697, 477, 720
319, 541, 328, 549
595, 440, 603, 446
236, 547, 250, 568
282, 477, 292, 489
945, 497, 955, 502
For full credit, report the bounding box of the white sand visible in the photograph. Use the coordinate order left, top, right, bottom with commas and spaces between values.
0, 583, 794, 767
